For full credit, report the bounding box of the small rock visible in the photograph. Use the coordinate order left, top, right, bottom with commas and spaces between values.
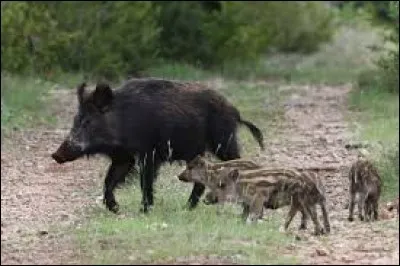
38, 230, 48, 236
341, 256, 354, 263
316, 248, 328, 256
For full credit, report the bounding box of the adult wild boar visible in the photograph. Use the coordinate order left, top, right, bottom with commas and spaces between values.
51, 79, 265, 213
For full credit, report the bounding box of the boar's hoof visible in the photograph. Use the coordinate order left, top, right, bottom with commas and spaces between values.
140, 205, 153, 214
298, 224, 307, 230
51, 152, 65, 164
109, 204, 119, 214
347, 217, 354, 222
103, 198, 119, 214
325, 226, 331, 234
313, 228, 325, 236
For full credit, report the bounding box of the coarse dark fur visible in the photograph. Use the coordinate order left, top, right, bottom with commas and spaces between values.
348, 159, 382, 222
51, 78, 265, 213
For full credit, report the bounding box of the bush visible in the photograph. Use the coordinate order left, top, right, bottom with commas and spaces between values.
1, 2, 77, 75
357, 1, 399, 93
1, 1, 336, 79
376, 1, 399, 93
155, 1, 213, 67
155, 1, 335, 68
83, 2, 161, 80
259, 1, 335, 54
1, 2, 161, 80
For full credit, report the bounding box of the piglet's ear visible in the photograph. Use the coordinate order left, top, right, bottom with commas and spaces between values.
77, 82, 87, 104
92, 83, 113, 111
229, 169, 240, 182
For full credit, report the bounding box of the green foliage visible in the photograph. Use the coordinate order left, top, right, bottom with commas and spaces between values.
155, 1, 212, 67
375, 1, 399, 93
202, 2, 267, 65
82, 1, 161, 80
1, 2, 77, 75
357, 1, 399, 93
1, 1, 336, 79
335, 1, 394, 24
1, 1, 161, 80
155, 1, 335, 68
256, 1, 335, 54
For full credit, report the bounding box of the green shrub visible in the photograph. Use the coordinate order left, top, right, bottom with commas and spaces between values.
357, 1, 399, 93
1, 2, 77, 75
83, 1, 161, 80
155, 1, 335, 69
257, 1, 335, 54
376, 1, 399, 93
203, 2, 267, 66
1, 2, 161, 80
155, 1, 213, 67
1, 1, 336, 79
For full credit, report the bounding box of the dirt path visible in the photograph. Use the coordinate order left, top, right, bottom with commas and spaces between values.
255, 83, 399, 265
1, 82, 398, 265
1, 89, 109, 265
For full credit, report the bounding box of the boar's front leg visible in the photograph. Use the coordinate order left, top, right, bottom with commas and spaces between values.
187, 183, 206, 209
103, 159, 136, 213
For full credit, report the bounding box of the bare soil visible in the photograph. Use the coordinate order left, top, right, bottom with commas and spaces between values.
1, 83, 398, 265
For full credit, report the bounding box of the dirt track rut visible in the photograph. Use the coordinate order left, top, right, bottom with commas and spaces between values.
255, 84, 399, 265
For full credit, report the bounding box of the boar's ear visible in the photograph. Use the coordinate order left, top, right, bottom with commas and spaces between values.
77, 82, 87, 104
92, 83, 113, 111
228, 169, 240, 182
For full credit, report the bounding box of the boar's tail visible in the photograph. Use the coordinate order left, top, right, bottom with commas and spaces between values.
240, 119, 265, 151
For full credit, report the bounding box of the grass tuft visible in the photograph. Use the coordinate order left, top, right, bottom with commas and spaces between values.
1, 72, 58, 136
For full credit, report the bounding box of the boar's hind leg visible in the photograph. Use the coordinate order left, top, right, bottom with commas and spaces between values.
139, 154, 161, 213
214, 133, 241, 162
104, 159, 135, 213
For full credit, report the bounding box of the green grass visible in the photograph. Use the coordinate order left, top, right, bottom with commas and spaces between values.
76, 177, 296, 265
1, 72, 58, 135
348, 87, 399, 201
145, 61, 215, 81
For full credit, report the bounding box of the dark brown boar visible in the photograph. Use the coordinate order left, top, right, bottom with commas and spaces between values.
51, 79, 265, 213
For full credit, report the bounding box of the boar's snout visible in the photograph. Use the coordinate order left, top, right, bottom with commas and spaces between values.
51, 152, 66, 164
51, 140, 83, 164
177, 170, 191, 182
203, 192, 218, 205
